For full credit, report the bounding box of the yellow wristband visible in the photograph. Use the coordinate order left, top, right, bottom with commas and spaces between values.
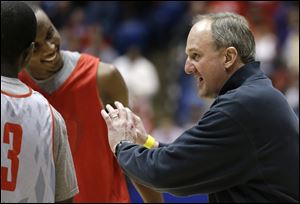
143, 135, 156, 149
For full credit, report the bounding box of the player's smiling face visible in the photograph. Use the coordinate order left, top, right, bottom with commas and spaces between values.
26, 10, 63, 80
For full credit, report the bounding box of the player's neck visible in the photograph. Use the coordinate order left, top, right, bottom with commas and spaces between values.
1, 63, 19, 78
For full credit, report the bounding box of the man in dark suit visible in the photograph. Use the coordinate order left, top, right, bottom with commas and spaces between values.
102, 12, 299, 203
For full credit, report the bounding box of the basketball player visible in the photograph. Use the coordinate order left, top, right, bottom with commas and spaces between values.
18, 5, 163, 203
1, 1, 78, 203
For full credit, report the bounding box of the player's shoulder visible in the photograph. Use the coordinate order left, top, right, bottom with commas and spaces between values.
30, 90, 51, 106
96, 62, 124, 96
97, 62, 118, 78
61, 50, 80, 61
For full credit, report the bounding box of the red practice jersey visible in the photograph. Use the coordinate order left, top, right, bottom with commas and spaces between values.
19, 54, 130, 203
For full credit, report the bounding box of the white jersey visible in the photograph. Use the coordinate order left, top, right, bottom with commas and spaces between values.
1, 77, 55, 203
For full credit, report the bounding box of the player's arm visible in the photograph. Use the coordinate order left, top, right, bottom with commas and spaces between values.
97, 62, 128, 107
97, 62, 164, 203
52, 107, 79, 203
131, 180, 164, 203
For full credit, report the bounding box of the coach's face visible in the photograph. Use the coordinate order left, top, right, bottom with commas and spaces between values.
26, 10, 63, 80
185, 20, 230, 98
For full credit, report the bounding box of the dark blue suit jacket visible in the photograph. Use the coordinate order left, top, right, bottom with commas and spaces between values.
116, 61, 299, 203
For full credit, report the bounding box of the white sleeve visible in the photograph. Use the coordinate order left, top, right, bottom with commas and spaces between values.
52, 107, 79, 202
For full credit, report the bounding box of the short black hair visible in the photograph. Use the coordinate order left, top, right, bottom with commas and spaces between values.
1, 1, 37, 64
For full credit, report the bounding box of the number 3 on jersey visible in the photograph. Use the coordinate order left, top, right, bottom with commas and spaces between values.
1, 123, 23, 191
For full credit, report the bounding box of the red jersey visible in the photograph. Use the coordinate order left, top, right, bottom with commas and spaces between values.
19, 53, 130, 203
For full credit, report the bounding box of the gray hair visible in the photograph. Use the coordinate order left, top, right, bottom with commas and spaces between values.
193, 12, 256, 64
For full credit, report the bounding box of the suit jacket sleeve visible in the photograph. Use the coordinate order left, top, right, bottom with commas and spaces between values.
116, 109, 257, 196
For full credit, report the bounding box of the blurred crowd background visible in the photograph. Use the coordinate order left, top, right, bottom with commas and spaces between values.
32, 0, 298, 151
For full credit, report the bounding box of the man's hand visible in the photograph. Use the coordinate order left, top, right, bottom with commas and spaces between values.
114, 101, 151, 146
126, 107, 148, 145
101, 101, 157, 152
101, 102, 137, 153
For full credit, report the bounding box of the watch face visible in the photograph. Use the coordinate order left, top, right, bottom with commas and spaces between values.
120, 140, 134, 144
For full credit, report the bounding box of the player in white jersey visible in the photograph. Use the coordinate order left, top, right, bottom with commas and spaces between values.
1, 1, 78, 203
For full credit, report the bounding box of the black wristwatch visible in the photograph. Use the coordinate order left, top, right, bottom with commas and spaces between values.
114, 140, 133, 157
